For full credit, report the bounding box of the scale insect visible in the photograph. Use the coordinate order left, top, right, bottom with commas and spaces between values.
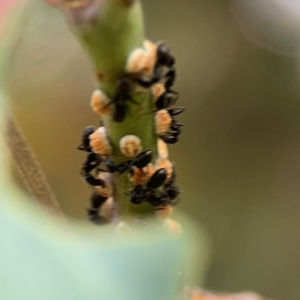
156, 107, 185, 144
78, 39, 184, 227
130, 168, 168, 205
137, 42, 176, 89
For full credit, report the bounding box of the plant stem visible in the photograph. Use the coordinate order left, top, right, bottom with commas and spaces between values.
57, 0, 158, 217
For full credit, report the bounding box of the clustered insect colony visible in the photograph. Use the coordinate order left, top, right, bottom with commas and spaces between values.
77, 40, 184, 228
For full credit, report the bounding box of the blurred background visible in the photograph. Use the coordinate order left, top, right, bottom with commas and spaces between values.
2, 0, 300, 299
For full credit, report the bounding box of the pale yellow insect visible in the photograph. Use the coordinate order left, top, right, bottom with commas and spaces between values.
89, 127, 112, 155
155, 110, 172, 135
130, 163, 155, 186
119, 135, 142, 157
90, 89, 112, 116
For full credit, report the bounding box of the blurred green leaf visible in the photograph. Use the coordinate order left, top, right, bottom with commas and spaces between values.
0, 179, 198, 300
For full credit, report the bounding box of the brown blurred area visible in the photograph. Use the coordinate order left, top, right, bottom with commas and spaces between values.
3, 0, 300, 299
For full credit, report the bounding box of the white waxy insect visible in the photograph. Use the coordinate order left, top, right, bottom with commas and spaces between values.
119, 135, 143, 157
157, 138, 169, 159
126, 40, 157, 79
126, 48, 149, 73
131, 163, 155, 186
89, 126, 112, 155
90, 89, 112, 116
155, 109, 172, 135
143, 40, 158, 56
151, 83, 166, 101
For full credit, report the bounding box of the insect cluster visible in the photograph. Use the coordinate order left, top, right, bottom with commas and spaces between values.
77, 41, 185, 226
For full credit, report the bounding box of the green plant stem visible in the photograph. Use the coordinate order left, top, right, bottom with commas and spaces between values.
58, 0, 158, 217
